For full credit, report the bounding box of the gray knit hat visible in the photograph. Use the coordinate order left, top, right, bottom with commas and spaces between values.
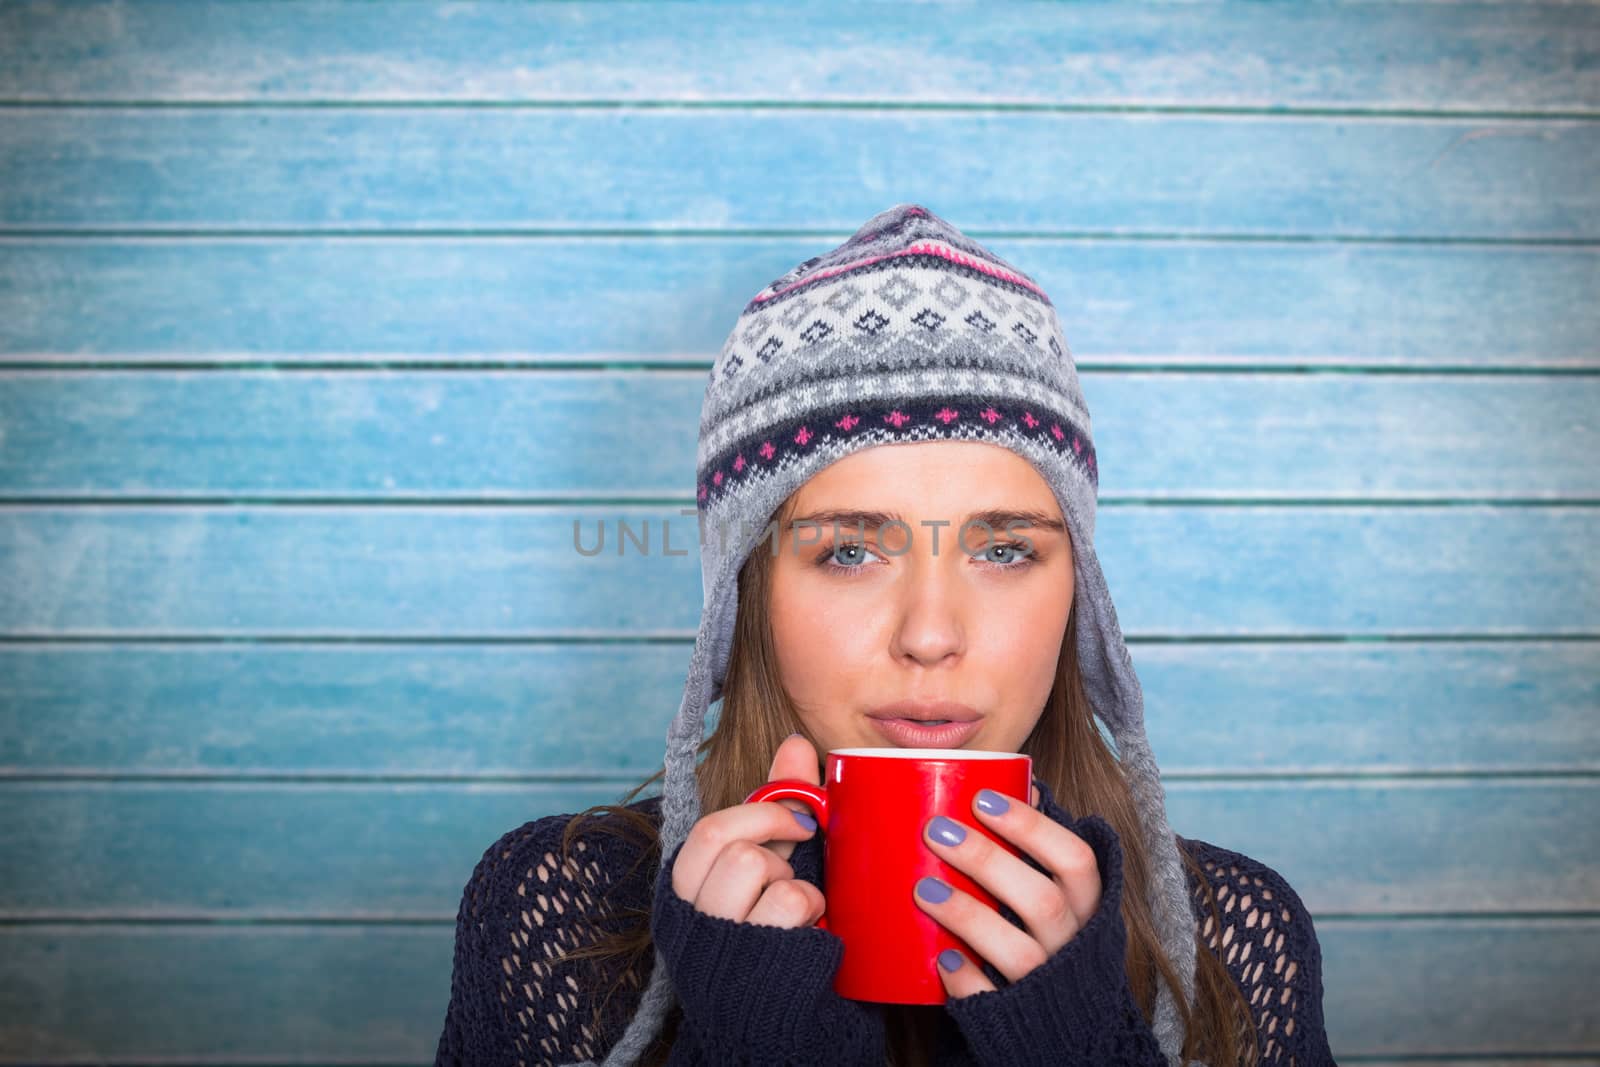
586, 203, 1198, 1066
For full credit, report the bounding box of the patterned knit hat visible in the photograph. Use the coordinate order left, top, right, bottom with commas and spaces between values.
587, 203, 1198, 1066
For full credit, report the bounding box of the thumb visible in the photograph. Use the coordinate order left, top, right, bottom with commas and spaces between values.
770, 732, 822, 787
763, 733, 821, 861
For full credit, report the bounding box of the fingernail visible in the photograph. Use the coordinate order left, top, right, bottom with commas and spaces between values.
927, 815, 967, 847
976, 789, 1010, 815
792, 810, 817, 832
937, 948, 965, 972
916, 876, 952, 903
786, 732, 802, 740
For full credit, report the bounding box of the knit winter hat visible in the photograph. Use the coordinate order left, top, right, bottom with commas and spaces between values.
584, 203, 1199, 1067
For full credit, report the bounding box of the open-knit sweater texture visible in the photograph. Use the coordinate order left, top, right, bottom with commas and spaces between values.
435, 777, 1335, 1066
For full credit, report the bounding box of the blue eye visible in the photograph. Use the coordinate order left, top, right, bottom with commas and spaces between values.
819, 541, 881, 574
814, 539, 1041, 576
974, 540, 1038, 570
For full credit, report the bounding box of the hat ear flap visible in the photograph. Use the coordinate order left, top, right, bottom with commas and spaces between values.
1063, 510, 1201, 1061
1066, 522, 1142, 737
1105, 716, 1200, 1064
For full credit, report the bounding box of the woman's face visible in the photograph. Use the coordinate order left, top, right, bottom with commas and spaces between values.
768, 440, 1074, 756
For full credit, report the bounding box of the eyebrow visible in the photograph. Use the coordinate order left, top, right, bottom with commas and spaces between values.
786, 508, 1067, 535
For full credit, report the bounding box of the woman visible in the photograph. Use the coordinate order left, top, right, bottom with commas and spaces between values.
435, 204, 1336, 1066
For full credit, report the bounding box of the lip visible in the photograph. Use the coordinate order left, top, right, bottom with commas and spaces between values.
867, 700, 981, 723
869, 716, 984, 748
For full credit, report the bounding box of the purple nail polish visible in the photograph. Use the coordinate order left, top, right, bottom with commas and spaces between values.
928, 815, 966, 846
916, 876, 952, 903
975, 789, 1010, 815
792, 809, 817, 832
937, 948, 965, 972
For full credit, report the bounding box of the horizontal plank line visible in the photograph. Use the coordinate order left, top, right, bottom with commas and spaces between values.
0, 1061, 431, 1067
0, 1061, 439, 1067
0, 771, 668, 785
0, 1062, 1587, 1067
0, 770, 1593, 785
3, 360, 1598, 376
0, 634, 1594, 646
62, 1063, 1566, 1067
1, 496, 1597, 508
0, 99, 1596, 122
0, 911, 1595, 927
0, 914, 457, 926
0, 1063, 1586, 1067
1340, 1056, 1600, 1064
0, 1062, 429, 1067
0, 1061, 430, 1067
83, 1062, 1578, 1067
1, 227, 1596, 248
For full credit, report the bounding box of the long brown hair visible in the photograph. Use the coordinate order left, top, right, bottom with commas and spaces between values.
549, 499, 1260, 1065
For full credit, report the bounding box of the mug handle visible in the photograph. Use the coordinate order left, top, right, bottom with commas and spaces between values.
743, 778, 832, 932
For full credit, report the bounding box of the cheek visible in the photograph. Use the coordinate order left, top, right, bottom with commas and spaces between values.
769, 574, 875, 703
980, 579, 1073, 702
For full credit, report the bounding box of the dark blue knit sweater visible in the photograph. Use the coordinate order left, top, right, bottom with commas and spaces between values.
436, 778, 1335, 1066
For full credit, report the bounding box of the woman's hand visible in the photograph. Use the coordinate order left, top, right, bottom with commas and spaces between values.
914, 781, 1103, 997
668, 732, 827, 929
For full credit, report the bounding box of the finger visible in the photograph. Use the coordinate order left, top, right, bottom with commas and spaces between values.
693, 838, 796, 921
765, 733, 823, 861
744, 877, 826, 929
923, 808, 1087, 955
671, 801, 818, 904
913, 873, 1046, 986
933, 945, 996, 1000
969, 789, 1102, 929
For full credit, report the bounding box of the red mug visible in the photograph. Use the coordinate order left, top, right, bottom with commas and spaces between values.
743, 746, 1033, 1004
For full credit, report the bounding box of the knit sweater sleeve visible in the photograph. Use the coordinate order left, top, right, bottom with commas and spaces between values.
649, 834, 888, 1066
940, 782, 1337, 1067
434, 811, 663, 1067
938, 783, 1166, 1066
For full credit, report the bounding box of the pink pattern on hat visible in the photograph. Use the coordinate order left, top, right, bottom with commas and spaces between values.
696, 397, 1097, 507
753, 239, 1049, 305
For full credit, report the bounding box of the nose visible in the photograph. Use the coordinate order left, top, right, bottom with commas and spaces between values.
887, 554, 968, 668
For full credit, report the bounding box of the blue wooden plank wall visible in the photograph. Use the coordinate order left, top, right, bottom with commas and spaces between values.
1, 2, 1596, 1063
